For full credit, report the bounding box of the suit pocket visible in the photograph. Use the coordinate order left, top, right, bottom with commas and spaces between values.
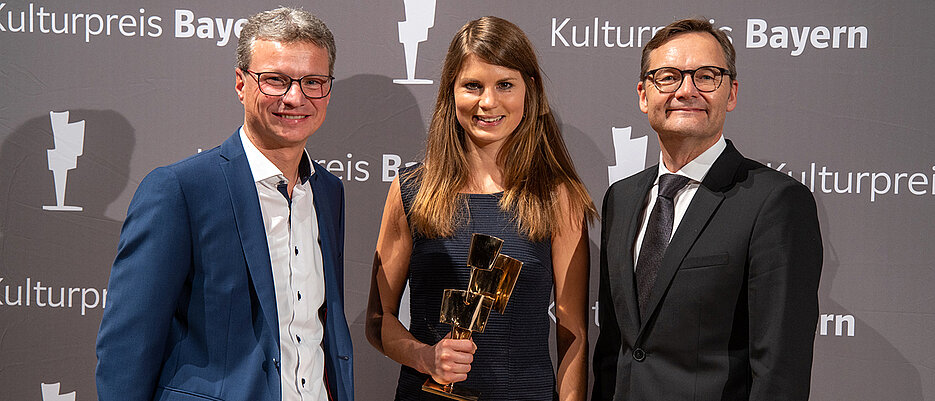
680, 253, 729, 270
155, 386, 225, 401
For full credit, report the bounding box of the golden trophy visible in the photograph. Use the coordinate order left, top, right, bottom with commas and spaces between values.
422, 234, 523, 400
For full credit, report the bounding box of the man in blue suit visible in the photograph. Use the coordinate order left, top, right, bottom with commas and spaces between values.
95, 8, 353, 401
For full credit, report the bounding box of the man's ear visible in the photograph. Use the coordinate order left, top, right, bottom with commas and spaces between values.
726, 78, 738, 112
235, 68, 246, 104
637, 80, 649, 114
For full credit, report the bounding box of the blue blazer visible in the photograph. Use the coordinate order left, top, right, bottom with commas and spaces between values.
96, 131, 354, 401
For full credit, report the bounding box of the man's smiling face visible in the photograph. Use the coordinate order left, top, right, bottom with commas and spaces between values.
236, 39, 331, 150
638, 31, 738, 145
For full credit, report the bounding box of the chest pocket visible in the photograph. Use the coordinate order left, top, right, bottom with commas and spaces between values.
680, 253, 729, 270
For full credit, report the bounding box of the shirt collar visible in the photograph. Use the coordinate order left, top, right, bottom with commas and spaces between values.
239, 126, 314, 184
656, 134, 727, 183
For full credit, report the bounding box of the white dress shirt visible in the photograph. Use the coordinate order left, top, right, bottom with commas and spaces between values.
633, 135, 727, 268
240, 128, 328, 401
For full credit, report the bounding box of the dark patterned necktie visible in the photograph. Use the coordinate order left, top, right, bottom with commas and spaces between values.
635, 173, 691, 321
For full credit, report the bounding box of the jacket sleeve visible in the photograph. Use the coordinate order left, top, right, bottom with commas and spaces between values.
95, 166, 193, 401
747, 180, 823, 400
591, 185, 622, 401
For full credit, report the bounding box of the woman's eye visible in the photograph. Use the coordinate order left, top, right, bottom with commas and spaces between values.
464, 82, 481, 91
497, 82, 513, 90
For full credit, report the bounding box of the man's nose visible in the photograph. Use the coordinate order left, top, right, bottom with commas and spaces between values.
281, 81, 307, 104
675, 73, 700, 97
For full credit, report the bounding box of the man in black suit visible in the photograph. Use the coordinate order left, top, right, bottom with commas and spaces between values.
592, 18, 822, 400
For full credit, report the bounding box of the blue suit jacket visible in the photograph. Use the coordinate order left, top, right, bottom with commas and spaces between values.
96, 131, 354, 401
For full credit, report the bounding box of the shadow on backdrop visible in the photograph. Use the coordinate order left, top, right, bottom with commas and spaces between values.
808, 197, 923, 400
553, 112, 623, 399
313, 73, 428, 399
0, 109, 135, 400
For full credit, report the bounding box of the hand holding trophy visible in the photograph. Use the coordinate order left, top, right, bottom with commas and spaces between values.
422, 234, 524, 400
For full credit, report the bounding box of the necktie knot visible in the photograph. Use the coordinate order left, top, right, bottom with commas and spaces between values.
658, 174, 691, 200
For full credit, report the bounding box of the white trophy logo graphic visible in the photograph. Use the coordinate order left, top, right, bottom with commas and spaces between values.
43, 111, 85, 212
393, 0, 436, 85
41, 382, 76, 401
607, 126, 647, 186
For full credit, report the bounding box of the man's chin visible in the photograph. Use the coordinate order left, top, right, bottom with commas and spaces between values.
275, 130, 315, 145
656, 126, 720, 141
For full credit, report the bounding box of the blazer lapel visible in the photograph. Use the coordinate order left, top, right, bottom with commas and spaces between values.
607, 168, 656, 337
637, 141, 743, 339
308, 163, 340, 308
308, 163, 351, 399
219, 132, 280, 344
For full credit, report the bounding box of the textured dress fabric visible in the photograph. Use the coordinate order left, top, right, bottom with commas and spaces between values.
394, 165, 556, 401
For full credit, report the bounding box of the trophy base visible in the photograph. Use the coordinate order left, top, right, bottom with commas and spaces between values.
422, 378, 480, 401
42, 205, 83, 211
393, 78, 434, 85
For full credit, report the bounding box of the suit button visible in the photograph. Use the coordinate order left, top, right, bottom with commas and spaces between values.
633, 348, 646, 362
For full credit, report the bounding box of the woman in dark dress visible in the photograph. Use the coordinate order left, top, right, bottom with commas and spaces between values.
366, 16, 596, 400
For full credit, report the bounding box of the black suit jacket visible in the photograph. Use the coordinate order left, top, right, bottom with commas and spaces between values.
592, 140, 822, 401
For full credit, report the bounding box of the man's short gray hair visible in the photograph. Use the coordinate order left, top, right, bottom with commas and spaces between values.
236, 7, 336, 74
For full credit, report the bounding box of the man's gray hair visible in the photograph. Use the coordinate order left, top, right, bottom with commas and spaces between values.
236, 7, 336, 74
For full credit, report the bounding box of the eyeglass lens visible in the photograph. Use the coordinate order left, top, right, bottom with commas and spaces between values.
652, 67, 724, 93
256, 72, 332, 98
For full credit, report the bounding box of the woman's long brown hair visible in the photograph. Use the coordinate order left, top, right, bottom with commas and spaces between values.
408, 16, 597, 241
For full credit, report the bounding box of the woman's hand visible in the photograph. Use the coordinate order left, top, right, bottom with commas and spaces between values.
423, 335, 476, 384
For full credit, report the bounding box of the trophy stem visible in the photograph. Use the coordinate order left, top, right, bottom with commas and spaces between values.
451, 325, 473, 340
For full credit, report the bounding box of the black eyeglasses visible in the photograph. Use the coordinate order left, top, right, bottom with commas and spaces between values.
644, 66, 732, 93
244, 70, 334, 99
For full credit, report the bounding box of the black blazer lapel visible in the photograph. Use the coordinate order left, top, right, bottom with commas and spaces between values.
219, 132, 281, 345
637, 141, 743, 339
607, 167, 657, 336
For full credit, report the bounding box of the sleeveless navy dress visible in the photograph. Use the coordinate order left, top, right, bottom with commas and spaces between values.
394, 165, 556, 401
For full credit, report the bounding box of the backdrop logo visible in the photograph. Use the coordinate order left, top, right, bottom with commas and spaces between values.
43, 111, 85, 212
767, 162, 935, 202
550, 17, 868, 57
607, 126, 647, 186
0, 277, 108, 316
393, 0, 436, 85
818, 313, 855, 337
41, 382, 75, 401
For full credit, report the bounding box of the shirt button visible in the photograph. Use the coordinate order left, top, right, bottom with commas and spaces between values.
297, 291, 302, 301
301, 378, 306, 386
295, 247, 299, 255
296, 335, 302, 343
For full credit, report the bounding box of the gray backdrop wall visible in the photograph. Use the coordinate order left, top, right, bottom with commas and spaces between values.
1, 0, 933, 400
